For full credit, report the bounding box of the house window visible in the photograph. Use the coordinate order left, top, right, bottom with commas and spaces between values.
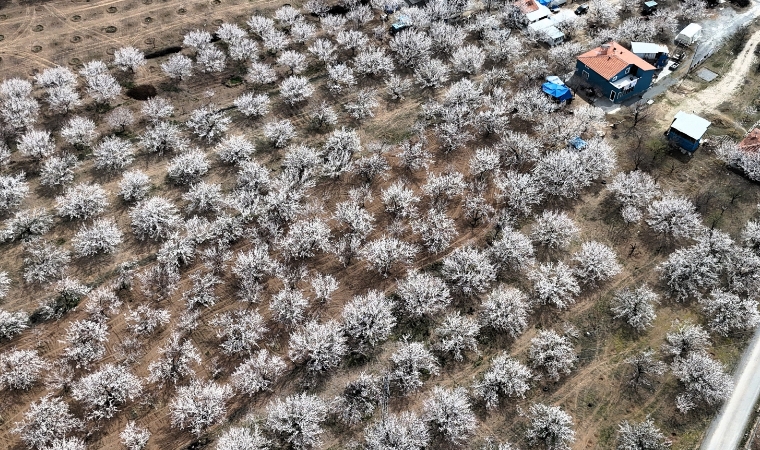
609, 91, 616, 101
625, 67, 630, 74
582, 70, 589, 80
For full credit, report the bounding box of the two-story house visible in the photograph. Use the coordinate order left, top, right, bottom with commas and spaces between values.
575, 41, 656, 104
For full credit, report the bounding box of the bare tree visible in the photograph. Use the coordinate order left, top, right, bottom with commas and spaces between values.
625, 350, 666, 391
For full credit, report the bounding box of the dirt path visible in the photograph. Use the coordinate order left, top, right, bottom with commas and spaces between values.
678, 28, 760, 116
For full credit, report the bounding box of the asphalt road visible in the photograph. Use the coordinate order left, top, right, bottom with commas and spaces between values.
701, 327, 760, 450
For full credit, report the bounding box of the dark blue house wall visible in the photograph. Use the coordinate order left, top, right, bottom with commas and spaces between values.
667, 128, 700, 152
575, 60, 655, 103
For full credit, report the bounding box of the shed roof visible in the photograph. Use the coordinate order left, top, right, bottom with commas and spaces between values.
679, 23, 702, 38
671, 111, 711, 140
631, 42, 668, 55
739, 128, 760, 153
577, 41, 656, 80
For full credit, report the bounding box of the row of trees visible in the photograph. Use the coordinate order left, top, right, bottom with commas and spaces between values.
0, 0, 747, 448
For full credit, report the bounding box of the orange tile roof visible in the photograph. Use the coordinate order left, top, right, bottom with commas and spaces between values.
577, 41, 657, 80
514, 0, 539, 13
740, 128, 760, 153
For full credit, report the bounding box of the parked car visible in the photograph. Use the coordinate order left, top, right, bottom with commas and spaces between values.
574, 4, 588, 15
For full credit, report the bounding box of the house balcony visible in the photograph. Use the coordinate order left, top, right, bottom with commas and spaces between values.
610, 75, 640, 93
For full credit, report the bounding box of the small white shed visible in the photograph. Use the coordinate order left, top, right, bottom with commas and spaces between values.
525, 4, 551, 23
676, 23, 703, 46
528, 18, 565, 46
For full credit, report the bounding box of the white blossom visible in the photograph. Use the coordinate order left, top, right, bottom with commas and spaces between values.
473, 353, 532, 409
170, 380, 232, 435
390, 340, 439, 393
572, 241, 622, 285
423, 386, 477, 444
0, 349, 48, 390
71, 364, 143, 419
266, 393, 328, 450
529, 262, 580, 310
479, 285, 530, 337
120, 421, 151, 450
611, 285, 659, 331
525, 403, 575, 450
231, 349, 287, 396
441, 246, 496, 296
113, 46, 146, 72
289, 320, 347, 374
528, 329, 576, 381
342, 290, 396, 351
13, 395, 83, 449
